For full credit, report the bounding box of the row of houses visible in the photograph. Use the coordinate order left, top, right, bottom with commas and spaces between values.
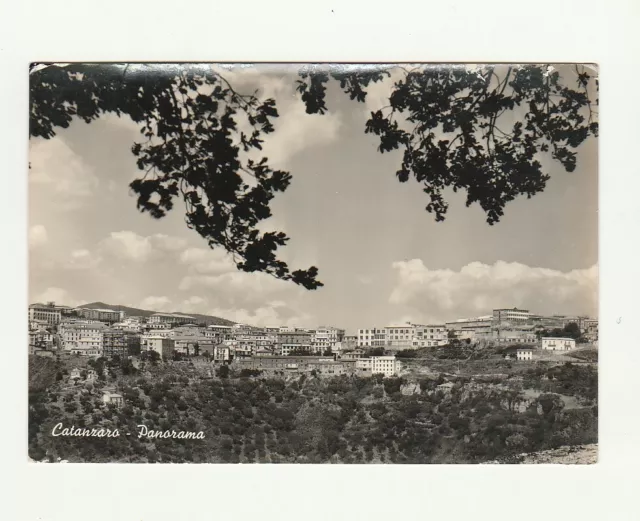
357, 308, 598, 350
357, 324, 448, 349
506, 338, 580, 362
233, 355, 401, 377
29, 302, 596, 360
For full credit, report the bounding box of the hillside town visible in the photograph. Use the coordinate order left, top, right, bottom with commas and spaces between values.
29, 301, 598, 380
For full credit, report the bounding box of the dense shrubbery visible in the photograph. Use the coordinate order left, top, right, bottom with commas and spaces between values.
28, 361, 598, 463
523, 363, 598, 402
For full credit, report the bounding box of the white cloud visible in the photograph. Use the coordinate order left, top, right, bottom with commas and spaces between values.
180, 296, 208, 313
178, 270, 298, 301
178, 263, 311, 327
33, 287, 80, 307
29, 225, 48, 249
68, 249, 101, 270
99, 231, 190, 263
150, 234, 188, 253
389, 260, 598, 323
100, 231, 153, 262
179, 247, 236, 274
207, 304, 312, 328
29, 138, 99, 200
140, 296, 173, 312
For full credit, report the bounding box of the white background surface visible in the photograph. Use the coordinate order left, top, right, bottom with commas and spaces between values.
1, 1, 638, 519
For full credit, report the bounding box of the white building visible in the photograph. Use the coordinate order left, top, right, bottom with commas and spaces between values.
29, 329, 54, 350
355, 356, 399, 377
102, 391, 124, 407
516, 347, 534, 361
541, 337, 576, 351
141, 329, 172, 349
28, 303, 62, 325
357, 328, 386, 348
60, 322, 106, 355
213, 345, 232, 363
76, 308, 124, 323
148, 313, 196, 326
146, 336, 175, 359
412, 324, 447, 348
205, 324, 232, 342
492, 308, 531, 325
445, 316, 493, 340
311, 326, 345, 353
385, 325, 414, 349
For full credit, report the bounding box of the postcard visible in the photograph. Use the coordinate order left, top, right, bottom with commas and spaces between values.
28, 63, 598, 464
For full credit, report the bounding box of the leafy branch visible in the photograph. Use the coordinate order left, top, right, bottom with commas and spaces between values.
29, 63, 323, 290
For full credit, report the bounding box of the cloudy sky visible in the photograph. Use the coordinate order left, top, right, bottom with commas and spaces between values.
29, 64, 598, 333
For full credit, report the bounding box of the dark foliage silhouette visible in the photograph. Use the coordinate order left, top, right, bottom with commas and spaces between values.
298, 64, 598, 224
30, 63, 598, 287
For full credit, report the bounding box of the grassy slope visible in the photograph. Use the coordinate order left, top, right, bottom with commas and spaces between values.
28, 360, 598, 464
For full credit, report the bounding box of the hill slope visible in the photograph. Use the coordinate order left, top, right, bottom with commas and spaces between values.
28, 356, 59, 392
79, 302, 235, 326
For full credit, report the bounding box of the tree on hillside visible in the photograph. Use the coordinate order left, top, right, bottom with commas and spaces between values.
217, 365, 230, 379
536, 321, 584, 341
30, 63, 597, 288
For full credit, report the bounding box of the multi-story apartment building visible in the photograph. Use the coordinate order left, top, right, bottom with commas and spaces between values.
357, 323, 447, 350
213, 345, 232, 363
311, 326, 345, 353
204, 324, 232, 343
102, 329, 127, 358
29, 329, 55, 351
112, 318, 143, 333
342, 335, 358, 350
516, 347, 534, 361
174, 336, 215, 355
141, 330, 171, 350
355, 356, 400, 377
123, 332, 141, 356
357, 328, 387, 348
445, 316, 493, 340
582, 318, 599, 341
148, 313, 196, 326
384, 325, 414, 349
491, 308, 536, 342
76, 307, 124, 323
146, 336, 175, 359
59, 322, 107, 355
412, 324, 448, 348
277, 331, 312, 356
71, 337, 103, 356
169, 325, 206, 338
28, 303, 62, 325
492, 308, 531, 325
231, 323, 256, 336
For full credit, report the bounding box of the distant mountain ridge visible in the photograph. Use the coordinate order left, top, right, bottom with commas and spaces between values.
79, 302, 235, 326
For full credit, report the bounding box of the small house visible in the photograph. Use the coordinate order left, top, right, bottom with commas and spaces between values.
541, 337, 576, 351
516, 347, 534, 361
102, 391, 124, 407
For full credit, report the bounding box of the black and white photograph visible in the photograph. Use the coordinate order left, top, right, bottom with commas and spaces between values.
28, 62, 599, 464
